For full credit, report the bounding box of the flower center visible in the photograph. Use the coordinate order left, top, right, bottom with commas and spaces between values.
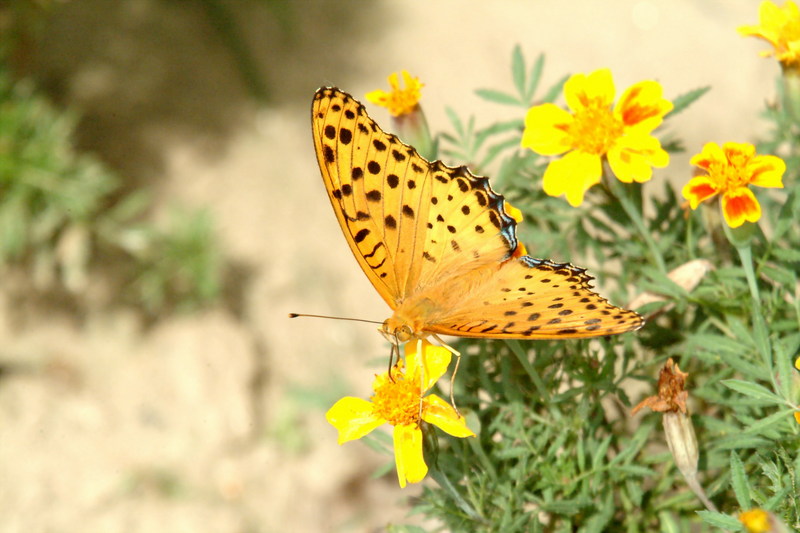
371, 375, 421, 427
568, 104, 624, 155
710, 152, 751, 190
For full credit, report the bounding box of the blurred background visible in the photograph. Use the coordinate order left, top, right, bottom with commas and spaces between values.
0, 1, 777, 531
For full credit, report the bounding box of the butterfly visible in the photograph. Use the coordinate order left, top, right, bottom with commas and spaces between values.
311, 87, 643, 345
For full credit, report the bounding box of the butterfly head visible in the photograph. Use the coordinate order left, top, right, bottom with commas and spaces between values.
380, 320, 416, 343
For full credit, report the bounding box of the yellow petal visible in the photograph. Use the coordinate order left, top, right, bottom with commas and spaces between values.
615, 80, 673, 130
747, 154, 786, 188
393, 424, 427, 488
795, 411, 800, 425
365, 89, 389, 107
326, 397, 384, 444
608, 134, 668, 183
405, 339, 452, 392
521, 103, 574, 155
564, 68, 615, 112
721, 141, 757, 163
542, 151, 602, 207
422, 395, 476, 438
682, 175, 719, 209
689, 142, 725, 170
721, 187, 762, 228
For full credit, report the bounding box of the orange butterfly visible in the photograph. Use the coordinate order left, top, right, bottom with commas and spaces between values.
311, 87, 643, 346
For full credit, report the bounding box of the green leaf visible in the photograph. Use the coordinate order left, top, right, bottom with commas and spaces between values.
730, 452, 752, 508
668, 86, 711, 117
541, 74, 569, 103
526, 53, 545, 101
445, 106, 465, 138
721, 380, 784, 405
743, 408, 796, 435
696, 510, 744, 530
511, 44, 526, 98
474, 88, 522, 107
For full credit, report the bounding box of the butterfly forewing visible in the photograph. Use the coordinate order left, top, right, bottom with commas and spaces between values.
312, 87, 518, 306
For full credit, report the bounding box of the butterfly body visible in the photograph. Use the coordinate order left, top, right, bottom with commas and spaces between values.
312, 87, 643, 342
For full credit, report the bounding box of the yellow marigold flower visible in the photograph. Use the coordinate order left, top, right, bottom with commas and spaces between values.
740, 508, 791, 533
521, 68, 673, 207
365, 70, 424, 117
739, 1, 800, 68
682, 142, 785, 228
326, 340, 474, 488
795, 357, 800, 424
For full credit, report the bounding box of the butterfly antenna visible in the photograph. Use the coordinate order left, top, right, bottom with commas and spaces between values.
288, 313, 383, 326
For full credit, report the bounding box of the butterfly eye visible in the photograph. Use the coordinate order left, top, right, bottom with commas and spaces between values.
396, 325, 414, 342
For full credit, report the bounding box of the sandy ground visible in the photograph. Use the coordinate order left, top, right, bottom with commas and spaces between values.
0, 1, 776, 531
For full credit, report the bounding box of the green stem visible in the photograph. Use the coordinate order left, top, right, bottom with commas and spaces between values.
606, 177, 667, 274
734, 243, 773, 372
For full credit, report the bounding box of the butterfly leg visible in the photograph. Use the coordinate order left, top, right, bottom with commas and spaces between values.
432, 334, 462, 418
387, 340, 399, 383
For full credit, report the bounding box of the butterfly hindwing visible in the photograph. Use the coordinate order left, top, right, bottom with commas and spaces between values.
422, 257, 643, 339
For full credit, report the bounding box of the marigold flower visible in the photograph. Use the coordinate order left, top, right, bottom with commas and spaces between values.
682, 142, 785, 228
739, 1, 800, 68
795, 357, 800, 424
326, 340, 474, 488
521, 68, 672, 207
365, 70, 424, 117
740, 508, 791, 533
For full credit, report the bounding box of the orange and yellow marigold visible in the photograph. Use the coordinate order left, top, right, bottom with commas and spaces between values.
682, 142, 785, 228
521, 68, 673, 207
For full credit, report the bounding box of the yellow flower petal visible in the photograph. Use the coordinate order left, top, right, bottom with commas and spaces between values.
747, 154, 786, 188
738, 1, 800, 66
682, 175, 720, 209
520, 103, 574, 155
422, 394, 476, 438
542, 150, 602, 207
608, 133, 668, 183
689, 142, 726, 170
405, 339, 452, 392
326, 397, 384, 444
504, 201, 524, 223
564, 68, 615, 112
795, 411, 800, 425
615, 80, 674, 131
393, 424, 427, 488
721, 187, 762, 227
